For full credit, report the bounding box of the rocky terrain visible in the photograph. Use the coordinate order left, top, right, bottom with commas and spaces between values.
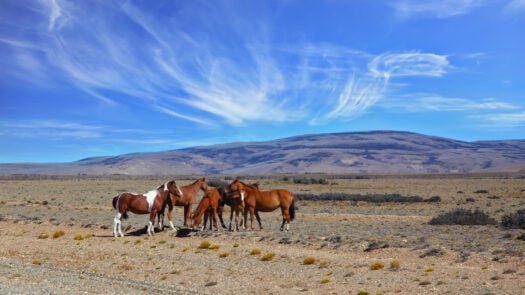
1, 174, 524, 294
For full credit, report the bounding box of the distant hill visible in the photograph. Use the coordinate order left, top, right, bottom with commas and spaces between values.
1, 131, 525, 175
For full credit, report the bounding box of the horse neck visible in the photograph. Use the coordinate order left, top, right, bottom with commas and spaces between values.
182, 180, 203, 196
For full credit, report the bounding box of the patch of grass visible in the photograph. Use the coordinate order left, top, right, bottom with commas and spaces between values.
260, 252, 275, 261
182, 247, 190, 252
52, 230, 65, 239
160, 275, 167, 280
84, 233, 93, 239
32, 259, 41, 265
357, 291, 369, 295
219, 252, 230, 258
390, 260, 401, 270
134, 239, 141, 245
250, 248, 261, 255
150, 245, 156, 249
208, 244, 220, 250
38, 233, 49, 239
303, 256, 316, 265
158, 240, 167, 244
370, 261, 384, 270
73, 234, 84, 240
198, 240, 211, 249
424, 267, 434, 273
320, 277, 330, 284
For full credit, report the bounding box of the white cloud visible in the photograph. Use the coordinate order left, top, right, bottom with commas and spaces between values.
471, 112, 525, 127
503, 0, 525, 13
369, 53, 450, 80
381, 94, 520, 113
391, 0, 483, 19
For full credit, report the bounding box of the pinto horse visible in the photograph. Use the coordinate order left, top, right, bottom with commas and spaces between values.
228, 179, 295, 231
160, 177, 208, 230
112, 180, 183, 237
192, 188, 222, 231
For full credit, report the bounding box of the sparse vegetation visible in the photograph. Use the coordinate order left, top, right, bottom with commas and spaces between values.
296, 192, 440, 203
52, 230, 65, 238
198, 240, 211, 249
260, 252, 275, 261
250, 248, 261, 255
320, 277, 330, 284
501, 209, 525, 229
428, 208, 496, 225
74, 234, 84, 240
38, 233, 49, 239
370, 261, 384, 270
219, 252, 230, 258
303, 256, 316, 265
390, 260, 400, 270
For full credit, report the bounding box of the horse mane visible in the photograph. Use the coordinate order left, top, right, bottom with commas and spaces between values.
236, 179, 259, 191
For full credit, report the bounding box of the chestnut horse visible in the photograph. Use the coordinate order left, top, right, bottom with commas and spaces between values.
160, 177, 208, 230
112, 180, 183, 237
228, 179, 295, 231
192, 188, 222, 231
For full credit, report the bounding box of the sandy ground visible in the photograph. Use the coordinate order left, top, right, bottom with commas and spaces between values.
1, 175, 524, 294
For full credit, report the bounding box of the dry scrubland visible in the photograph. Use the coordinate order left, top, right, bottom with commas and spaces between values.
1, 174, 524, 294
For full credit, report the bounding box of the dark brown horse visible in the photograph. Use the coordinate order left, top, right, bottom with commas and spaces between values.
192, 188, 222, 231
216, 186, 245, 231
160, 177, 208, 230
228, 179, 295, 231
112, 180, 183, 237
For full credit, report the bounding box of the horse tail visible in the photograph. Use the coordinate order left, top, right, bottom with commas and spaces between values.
289, 198, 296, 221
112, 196, 118, 210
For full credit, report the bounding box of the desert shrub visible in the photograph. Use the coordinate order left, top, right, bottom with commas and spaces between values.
250, 248, 261, 255
293, 177, 329, 185
501, 209, 525, 229
370, 261, 384, 270
52, 230, 65, 239
38, 233, 49, 239
303, 256, 316, 265
198, 240, 211, 249
207, 179, 229, 187
389, 260, 400, 270
208, 244, 220, 250
295, 192, 440, 203
74, 234, 84, 240
474, 190, 489, 194
260, 252, 275, 261
357, 291, 369, 295
320, 278, 330, 284
428, 208, 496, 225
219, 252, 229, 258
32, 259, 41, 265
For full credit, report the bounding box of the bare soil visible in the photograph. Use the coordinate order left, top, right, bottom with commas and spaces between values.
1, 174, 524, 294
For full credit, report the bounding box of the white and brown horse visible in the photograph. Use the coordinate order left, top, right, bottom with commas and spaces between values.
112, 180, 183, 237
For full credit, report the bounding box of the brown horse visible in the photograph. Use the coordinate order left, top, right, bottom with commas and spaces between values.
228, 179, 295, 231
160, 177, 208, 230
216, 186, 245, 231
192, 188, 222, 231
112, 180, 183, 237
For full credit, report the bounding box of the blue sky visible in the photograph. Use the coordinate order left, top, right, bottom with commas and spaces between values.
1, 0, 524, 163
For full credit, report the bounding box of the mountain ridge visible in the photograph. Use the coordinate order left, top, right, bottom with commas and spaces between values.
2, 130, 525, 175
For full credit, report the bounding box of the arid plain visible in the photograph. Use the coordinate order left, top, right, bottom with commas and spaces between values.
1, 174, 524, 294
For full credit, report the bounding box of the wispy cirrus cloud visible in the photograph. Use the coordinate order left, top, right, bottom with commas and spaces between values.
0, 1, 455, 129
381, 94, 520, 112
502, 0, 525, 13
368, 53, 451, 80
390, 0, 483, 19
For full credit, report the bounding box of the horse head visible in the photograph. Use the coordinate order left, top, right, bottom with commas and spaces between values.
166, 180, 183, 200
199, 177, 209, 191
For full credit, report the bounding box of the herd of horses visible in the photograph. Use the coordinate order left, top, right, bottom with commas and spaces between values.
112, 178, 296, 238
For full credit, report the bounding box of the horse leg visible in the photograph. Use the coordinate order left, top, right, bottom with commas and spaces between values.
167, 208, 177, 231
212, 208, 219, 231
254, 210, 263, 230
280, 207, 291, 231
147, 212, 156, 236
113, 212, 123, 238
218, 205, 227, 229
229, 208, 234, 232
